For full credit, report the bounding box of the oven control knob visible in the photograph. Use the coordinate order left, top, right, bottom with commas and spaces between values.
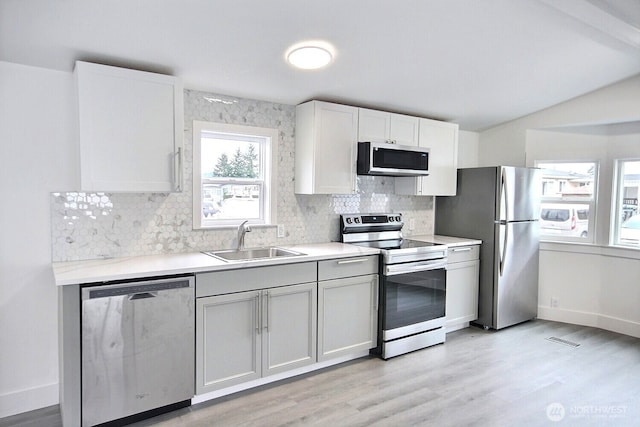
354, 217, 361, 223
396, 216, 401, 222
346, 217, 353, 224
388, 216, 394, 222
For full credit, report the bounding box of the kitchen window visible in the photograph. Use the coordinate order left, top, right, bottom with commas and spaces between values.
192, 121, 278, 228
612, 159, 640, 247
536, 161, 598, 243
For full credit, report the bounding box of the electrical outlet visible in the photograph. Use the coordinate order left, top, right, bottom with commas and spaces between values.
409, 218, 415, 231
277, 224, 285, 238
551, 297, 559, 308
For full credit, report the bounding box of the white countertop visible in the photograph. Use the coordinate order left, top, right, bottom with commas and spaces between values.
52, 243, 379, 286
409, 234, 482, 247
52, 236, 482, 286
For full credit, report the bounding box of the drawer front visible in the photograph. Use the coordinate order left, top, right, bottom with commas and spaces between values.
318, 255, 378, 281
196, 262, 317, 297
447, 245, 480, 264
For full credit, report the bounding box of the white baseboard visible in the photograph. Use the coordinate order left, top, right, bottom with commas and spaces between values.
538, 306, 640, 339
0, 382, 58, 418
597, 313, 640, 338
192, 351, 370, 405
446, 321, 470, 333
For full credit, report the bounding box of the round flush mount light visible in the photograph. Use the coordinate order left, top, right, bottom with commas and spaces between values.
285, 41, 335, 70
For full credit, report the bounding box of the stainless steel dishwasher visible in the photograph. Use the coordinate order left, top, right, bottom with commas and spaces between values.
81, 276, 195, 426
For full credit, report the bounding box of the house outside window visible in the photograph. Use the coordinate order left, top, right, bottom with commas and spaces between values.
536, 161, 598, 243
192, 121, 278, 229
613, 159, 640, 247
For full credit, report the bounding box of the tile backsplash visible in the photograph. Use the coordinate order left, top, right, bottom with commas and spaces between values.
51, 91, 434, 262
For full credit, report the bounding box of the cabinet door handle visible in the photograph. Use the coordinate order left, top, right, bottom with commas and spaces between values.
255, 292, 261, 334
373, 276, 379, 311
452, 247, 472, 252
263, 290, 269, 332
337, 258, 369, 265
175, 147, 183, 192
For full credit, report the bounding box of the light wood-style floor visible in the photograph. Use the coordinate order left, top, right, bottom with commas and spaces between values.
3, 320, 639, 427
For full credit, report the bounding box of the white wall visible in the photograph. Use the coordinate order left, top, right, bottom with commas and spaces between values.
538, 245, 640, 338
457, 130, 480, 168
0, 62, 77, 417
478, 74, 640, 338
478, 74, 640, 167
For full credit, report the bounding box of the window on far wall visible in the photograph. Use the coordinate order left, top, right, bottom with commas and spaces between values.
536, 161, 598, 243
192, 121, 278, 229
613, 159, 640, 247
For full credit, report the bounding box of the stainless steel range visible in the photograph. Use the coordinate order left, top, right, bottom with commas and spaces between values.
341, 213, 448, 359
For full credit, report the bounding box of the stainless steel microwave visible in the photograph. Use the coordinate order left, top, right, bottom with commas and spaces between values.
357, 141, 429, 177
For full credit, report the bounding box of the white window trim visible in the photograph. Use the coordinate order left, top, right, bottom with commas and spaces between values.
535, 160, 599, 244
611, 158, 640, 248
192, 120, 278, 229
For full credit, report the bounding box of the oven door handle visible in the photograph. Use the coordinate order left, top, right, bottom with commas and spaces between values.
385, 259, 448, 276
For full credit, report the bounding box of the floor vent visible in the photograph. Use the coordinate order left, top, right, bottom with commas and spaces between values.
546, 337, 580, 348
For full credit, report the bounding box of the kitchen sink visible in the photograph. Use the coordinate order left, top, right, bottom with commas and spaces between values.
203, 247, 305, 262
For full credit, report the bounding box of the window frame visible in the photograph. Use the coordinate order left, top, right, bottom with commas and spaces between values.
612, 158, 640, 248
192, 120, 278, 229
535, 160, 599, 244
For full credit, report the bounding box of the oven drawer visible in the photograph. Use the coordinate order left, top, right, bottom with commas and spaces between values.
447, 245, 479, 264
318, 255, 378, 281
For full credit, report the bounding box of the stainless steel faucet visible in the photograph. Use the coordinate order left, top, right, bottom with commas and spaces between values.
237, 220, 251, 250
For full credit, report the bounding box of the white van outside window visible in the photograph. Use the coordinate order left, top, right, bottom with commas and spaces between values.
540, 204, 589, 238
536, 161, 598, 243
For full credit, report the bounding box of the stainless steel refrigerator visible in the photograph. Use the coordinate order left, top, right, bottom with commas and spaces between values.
435, 166, 541, 330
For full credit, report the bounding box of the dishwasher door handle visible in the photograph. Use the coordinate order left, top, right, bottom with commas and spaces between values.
128, 292, 157, 300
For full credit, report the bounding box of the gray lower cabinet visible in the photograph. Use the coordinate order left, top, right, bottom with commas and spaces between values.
196, 263, 317, 394
317, 256, 379, 361
445, 245, 480, 332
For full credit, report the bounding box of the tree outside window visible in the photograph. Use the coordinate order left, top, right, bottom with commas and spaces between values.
193, 121, 278, 229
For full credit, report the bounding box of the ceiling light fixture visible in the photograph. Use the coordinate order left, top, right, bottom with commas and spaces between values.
286, 41, 335, 70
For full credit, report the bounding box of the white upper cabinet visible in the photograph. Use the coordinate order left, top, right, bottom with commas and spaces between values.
75, 61, 184, 192
357, 108, 419, 146
395, 118, 459, 196
295, 101, 358, 194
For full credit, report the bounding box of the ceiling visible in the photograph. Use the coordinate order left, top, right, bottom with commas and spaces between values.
1, 0, 639, 131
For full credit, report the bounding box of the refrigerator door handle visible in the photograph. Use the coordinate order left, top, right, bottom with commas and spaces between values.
499, 222, 509, 276
499, 167, 510, 276
500, 167, 509, 221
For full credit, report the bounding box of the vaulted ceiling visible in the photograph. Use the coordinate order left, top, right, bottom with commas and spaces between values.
1, 0, 639, 131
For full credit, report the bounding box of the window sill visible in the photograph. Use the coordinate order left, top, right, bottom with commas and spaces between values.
540, 240, 640, 260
